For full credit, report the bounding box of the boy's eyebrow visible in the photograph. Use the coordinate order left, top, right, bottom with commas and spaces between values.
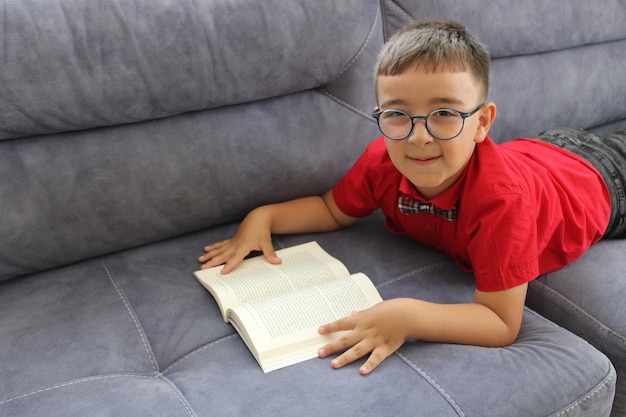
379, 99, 408, 108
429, 97, 465, 106
379, 97, 465, 109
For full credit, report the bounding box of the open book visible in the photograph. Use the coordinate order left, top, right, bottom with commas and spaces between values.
193, 241, 382, 373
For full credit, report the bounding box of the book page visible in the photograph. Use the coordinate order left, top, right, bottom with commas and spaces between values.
193, 241, 351, 321
229, 273, 382, 372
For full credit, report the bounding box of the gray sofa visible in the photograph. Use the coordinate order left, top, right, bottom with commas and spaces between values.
1, 0, 625, 416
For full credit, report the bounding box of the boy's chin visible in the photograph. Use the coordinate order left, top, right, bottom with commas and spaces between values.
408, 179, 451, 199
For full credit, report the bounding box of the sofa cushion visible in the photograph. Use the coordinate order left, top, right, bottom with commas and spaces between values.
381, 0, 626, 58
0, 0, 379, 140
527, 240, 626, 416
0, 214, 617, 416
0, 89, 382, 282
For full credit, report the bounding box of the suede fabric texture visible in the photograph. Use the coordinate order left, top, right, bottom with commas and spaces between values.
0, 215, 617, 416
527, 240, 626, 416
0, 0, 380, 140
0, 0, 382, 280
1, 0, 625, 415
0, 92, 379, 280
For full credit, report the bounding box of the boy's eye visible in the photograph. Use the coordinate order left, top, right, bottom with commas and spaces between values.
431, 109, 457, 118
382, 110, 407, 119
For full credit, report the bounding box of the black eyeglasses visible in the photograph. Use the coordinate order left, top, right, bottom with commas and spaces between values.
372, 104, 484, 141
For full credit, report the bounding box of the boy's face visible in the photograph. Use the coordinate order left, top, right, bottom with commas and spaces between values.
376, 66, 494, 199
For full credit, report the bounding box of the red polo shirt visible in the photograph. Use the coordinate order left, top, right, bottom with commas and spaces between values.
333, 136, 610, 292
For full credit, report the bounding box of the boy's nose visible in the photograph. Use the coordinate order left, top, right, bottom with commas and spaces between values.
407, 120, 434, 147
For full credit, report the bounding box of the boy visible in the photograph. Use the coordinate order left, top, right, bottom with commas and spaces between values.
198, 20, 626, 375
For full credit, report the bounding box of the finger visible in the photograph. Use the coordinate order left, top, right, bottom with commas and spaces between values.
358, 347, 392, 375
219, 248, 251, 274
259, 240, 281, 265
329, 339, 373, 369
198, 240, 231, 263
199, 247, 232, 268
203, 239, 230, 252
318, 312, 359, 335
317, 325, 360, 359
220, 259, 242, 274
200, 255, 228, 270
198, 251, 221, 264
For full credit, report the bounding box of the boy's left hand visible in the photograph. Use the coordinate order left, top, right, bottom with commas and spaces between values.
317, 299, 411, 375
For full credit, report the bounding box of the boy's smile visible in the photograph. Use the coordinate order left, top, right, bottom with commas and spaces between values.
376, 67, 494, 199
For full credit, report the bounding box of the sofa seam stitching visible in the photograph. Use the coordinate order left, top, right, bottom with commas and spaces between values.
318, 89, 373, 120
385, 0, 414, 25
162, 334, 239, 374
102, 261, 159, 374
317, 6, 379, 119
376, 262, 448, 289
0, 374, 156, 405
0, 373, 196, 416
491, 36, 626, 61
157, 375, 197, 417
530, 280, 626, 349
328, 5, 380, 83
0, 334, 239, 408
551, 367, 616, 417
394, 351, 465, 416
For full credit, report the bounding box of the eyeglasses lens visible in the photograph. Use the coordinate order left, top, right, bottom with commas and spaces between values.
378, 110, 464, 140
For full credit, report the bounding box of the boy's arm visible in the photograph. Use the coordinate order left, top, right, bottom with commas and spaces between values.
318, 282, 528, 374
198, 190, 358, 273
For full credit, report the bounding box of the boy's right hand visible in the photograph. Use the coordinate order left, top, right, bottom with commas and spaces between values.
198, 237, 281, 274
198, 193, 351, 273
197, 208, 281, 273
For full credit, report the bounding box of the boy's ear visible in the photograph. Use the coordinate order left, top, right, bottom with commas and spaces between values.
473, 101, 497, 143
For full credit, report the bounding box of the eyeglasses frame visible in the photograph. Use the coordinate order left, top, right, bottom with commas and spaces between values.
372, 104, 484, 141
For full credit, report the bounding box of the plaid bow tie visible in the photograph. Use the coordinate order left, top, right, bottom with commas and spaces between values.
397, 195, 457, 221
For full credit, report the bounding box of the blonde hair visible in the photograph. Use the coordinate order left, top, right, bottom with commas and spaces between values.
376, 20, 490, 101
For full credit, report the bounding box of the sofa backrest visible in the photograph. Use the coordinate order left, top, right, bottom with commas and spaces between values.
0, 0, 382, 281
3, 0, 625, 282
381, 0, 626, 141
